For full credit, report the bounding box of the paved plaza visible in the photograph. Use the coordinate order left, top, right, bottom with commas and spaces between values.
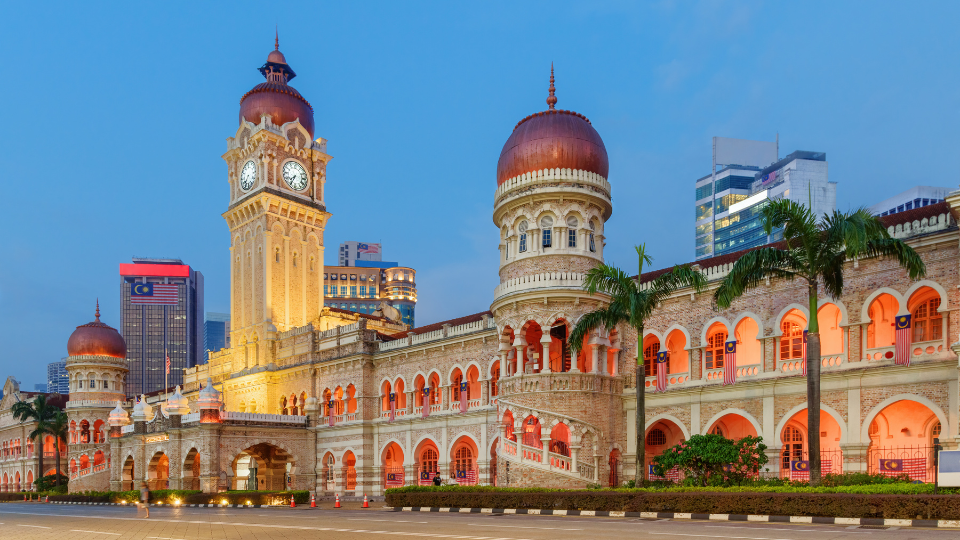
0, 503, 954, 540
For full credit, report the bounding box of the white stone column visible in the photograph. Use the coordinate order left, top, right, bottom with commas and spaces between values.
540, 334, 552, 373
540, 436, 551, 465
512, 335, 527, 375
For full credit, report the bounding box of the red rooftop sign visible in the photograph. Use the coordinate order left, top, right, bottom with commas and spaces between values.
119, 263, 191, 278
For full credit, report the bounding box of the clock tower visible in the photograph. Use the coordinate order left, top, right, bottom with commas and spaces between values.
221, 39, 332, 367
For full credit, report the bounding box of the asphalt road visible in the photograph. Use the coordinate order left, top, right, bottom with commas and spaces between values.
0, 503, 954, 539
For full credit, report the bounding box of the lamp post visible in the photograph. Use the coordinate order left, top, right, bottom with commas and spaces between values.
933, 437, 942, 495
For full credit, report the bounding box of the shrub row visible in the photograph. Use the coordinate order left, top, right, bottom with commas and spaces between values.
0, 493, 43, 502
388, 483, 959, 495
49, 490, 308, 506
384, 488, 960, 519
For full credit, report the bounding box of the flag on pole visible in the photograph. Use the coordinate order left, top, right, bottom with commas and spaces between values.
165, 355, 171, 375
422, 387, 430, 418
801, 330, 808, 376
389, 392, 396, 423
723, 341, 737, 386
130, 283, 179, 305
328, 400, 335, 427
459, 381, 468, 413
655, 351, 668, 392
895, 315, 912, 366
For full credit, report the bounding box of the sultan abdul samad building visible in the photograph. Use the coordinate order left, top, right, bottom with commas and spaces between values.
0, 41, 957, 495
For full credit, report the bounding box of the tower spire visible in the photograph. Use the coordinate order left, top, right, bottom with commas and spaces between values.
275, 26, 279, 50
95, 298, 101, 321
546, 63, 557, 110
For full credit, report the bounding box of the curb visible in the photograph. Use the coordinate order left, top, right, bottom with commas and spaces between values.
386, 506, 960, 529
49, 501, 277, 508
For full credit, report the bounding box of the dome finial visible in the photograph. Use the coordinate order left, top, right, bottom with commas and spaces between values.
546, 63, 557, 110
95, 299, 100, 321
275, 26, 279, 50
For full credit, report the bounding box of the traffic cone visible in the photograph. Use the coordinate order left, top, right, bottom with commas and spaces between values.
362, 494, 369, 508
334, 493, 341, 508
310, 494, 316, 508
290, 495, 296, 508
45, 496, 49, 503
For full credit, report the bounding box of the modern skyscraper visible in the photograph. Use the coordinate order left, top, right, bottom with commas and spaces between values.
338, 241, 382, 266
203, 312, 231, 363
695, 137, 835, 259
323, 264, 417, 326
868, 186, 951, 217
46, 359, 69, 394
120, 257, 204, 397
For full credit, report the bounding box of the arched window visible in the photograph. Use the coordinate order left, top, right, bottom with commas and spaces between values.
566, 216, 578, 247
589, 221, 596, 252
454, 446, 474, 471
932, 421, 942, 439
275, 247, 280, 263
309, 257, 315, 271
705, 329, 727, 369
781, 426, 804, 469
518, 221, 528, 253
292, 253, 298, 267
290, 394, 298, 416
780, 321, 804, 360
643, 339, 661, 377
646, 428, 666, 446
912, 296, 942, 342
280, 396, 288, 415
541, 216, 553, 248
490, 362, 500, 397
710, 425, 724, 437
421, 448, 438, 473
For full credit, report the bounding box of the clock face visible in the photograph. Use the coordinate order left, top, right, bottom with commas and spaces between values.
239, 160, 257, 191
282, 161, 309, 191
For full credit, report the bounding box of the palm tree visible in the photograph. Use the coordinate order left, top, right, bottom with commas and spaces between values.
46, 410, 70, 487
12, 394, 58, 489
571, 244, 706, 484
714, 200, 926, 485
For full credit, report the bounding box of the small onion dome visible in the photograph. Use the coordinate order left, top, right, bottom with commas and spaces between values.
197, 377, 222, 410
239, 39, 314, 138
496, 66, 608, 186
166, 385, 189, 415
131, 395, 153, 422
108, 401, 129, 427
303, 396, 318, 412
67, 301, 127, 358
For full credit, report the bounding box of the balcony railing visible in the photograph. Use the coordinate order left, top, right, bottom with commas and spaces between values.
645, 371, 690, 389
864, 346, 896, 361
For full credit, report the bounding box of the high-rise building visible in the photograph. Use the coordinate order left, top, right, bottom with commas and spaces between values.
203, 312, 231, 363
46, 359, 69, 394
695, 138, 835, 259
33, 384, 47, 392
868, 186, 951, 217
323, 264, 417, 326
338, 241, 382, 266
120, 257, 204, 397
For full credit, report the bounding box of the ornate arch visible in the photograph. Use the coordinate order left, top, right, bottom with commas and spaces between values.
858, 288, 904, 324
644, 413, 691, 440
771, 303, 811, 336
903, 280, 951, 313
731, 312, 765, 339
701, 408, 763, 438
446, 432, 480, 455
700, 316, 733, 344
860, 394, 950, 442
774, 403, 847, 445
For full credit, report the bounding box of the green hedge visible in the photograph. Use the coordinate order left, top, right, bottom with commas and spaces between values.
387, 483, 959, 495
0, 493, 43, 502
182, 491, 310, 506
51, 490, 201, 504
385, 487, 960, 519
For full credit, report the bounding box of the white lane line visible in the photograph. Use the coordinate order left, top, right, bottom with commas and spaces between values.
72, 531, 122, 536
147, 537, 189, 540
468, 523, 584, 531
648, 534, 795, 540
17, 524, 52, 528
705, 526, 872, 534
347, 518, 430, 523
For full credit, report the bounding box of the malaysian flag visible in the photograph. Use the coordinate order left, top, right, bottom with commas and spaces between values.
790, 459, 832, 480
648, 464, 681, 482
385, 471, 404, 487
422, 387, 430, 418
165, 355, 171, 375
328, 400, 335, 427
131, 283, 178, 305
895, 315, 912, 366
459, 381, 468, 413
389, 393, 396, 423
358, 243, 380, 254
419, 470, 436, 486
655, 351, 668, 392
455, 469, 477, 485
723, 341, 737, 386
801, 330, 808, 376
879, 458, 927, 481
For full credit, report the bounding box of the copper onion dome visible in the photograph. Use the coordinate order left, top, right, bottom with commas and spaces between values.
496, 65, 608, 186
67, 301, 127, 358
239, 34, 315, 138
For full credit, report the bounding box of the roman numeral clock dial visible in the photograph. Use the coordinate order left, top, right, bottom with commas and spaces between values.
239, 160, 257, 191
282, 161, 308, 191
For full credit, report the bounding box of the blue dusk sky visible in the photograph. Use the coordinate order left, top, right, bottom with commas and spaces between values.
1, 1, 958, 388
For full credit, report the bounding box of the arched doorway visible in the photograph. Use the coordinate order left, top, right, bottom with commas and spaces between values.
183, 448, 201, 490
342, 450, 357, 491
780, 409, 842, 479
645, 419, 685, 480
867, 399, 941, 481
450, 436, 478, 485
147, 452, 169, 490
231, 443, 294, 491
321, 451, 335, 491
382, 442, 405, 488
121, 456, 135, 490
416, 439, 440, 485
549, 422, 571, 470
489, 439, 499, 486
608, 449, 621, 487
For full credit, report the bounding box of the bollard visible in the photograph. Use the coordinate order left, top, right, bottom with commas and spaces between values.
310, 494, 316, 508
290, 495, 296, 508
362, 494, 369, 508
334, 493, 341, 508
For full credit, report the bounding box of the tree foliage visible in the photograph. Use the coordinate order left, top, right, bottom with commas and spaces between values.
652, 434, 767, 487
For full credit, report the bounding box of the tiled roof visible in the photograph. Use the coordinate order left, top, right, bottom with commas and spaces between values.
638, 201, 955, 283
326, 306, 391, 323
383, 311, 492, 341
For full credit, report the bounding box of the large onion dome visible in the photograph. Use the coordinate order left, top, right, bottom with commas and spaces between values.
496, 65, 608, 186
66, 301, 127, 358
239, 34, 315, 138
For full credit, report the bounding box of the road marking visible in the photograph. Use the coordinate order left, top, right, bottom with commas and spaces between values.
647, 533, 796, 540
72, 531, 122, 536
705, 526, 871, 534
468, 523, 584, 531
147, 537, 189, 540
17, 524, 52, 528
348, 518, 429, 523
